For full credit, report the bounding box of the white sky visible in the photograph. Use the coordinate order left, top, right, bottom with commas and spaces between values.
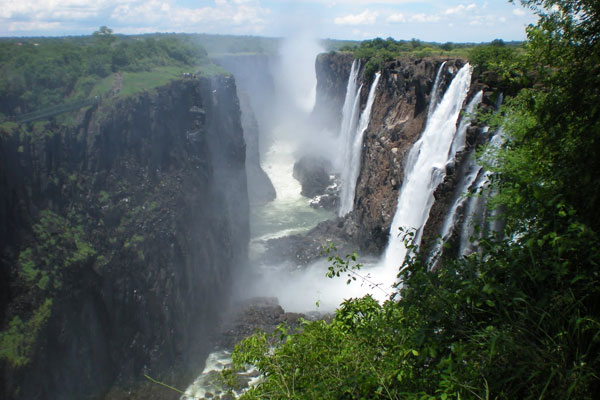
0, 0, 537, 42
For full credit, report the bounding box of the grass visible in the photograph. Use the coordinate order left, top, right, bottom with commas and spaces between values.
89, 63, 227, 99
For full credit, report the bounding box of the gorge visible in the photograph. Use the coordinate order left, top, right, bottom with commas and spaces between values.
0, 38, 515, 400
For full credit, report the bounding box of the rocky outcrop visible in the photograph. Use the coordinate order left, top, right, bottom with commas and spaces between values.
0, 76, 249, 399
311, 52, 354, 133
293, 155, 333, 198
212, 297, 305, 350
353, 58, 466, 254
238, 91, 276, 205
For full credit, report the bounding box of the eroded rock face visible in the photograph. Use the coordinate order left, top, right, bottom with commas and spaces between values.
312, 52, 355, 133
293, 155, 334, 198
353, 58, 466, 254
238, 92, 276, 205
0, 76, 249, 400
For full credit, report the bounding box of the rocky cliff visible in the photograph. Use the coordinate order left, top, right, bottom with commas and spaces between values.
0, 75, 249, 399
266, 55, 467, 263
353, 58, 466, 253
311, 52, 354, 133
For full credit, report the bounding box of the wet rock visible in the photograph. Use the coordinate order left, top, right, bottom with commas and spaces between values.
260, 216, 362, 266
293, 155, 334, 198
0, 76, 250, 399
213, 297, 305, 350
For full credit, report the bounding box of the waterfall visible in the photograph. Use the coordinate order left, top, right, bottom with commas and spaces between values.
427, 61, 447, 120
426, 91, 483, 267
338, 72, 381, 217
336, 60, 362, 171
458, 128, 505, 256
383, 63, 472, 271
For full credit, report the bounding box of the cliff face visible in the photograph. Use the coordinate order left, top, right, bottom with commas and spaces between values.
263, 55, 468, 265
0, 76, 249, 399
312, 52, 354, 133
310, 55, 464, 254
213, 54, 276, 205
353, 58, 465, 253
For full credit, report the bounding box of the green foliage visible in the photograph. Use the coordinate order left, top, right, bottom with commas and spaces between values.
230, 1, 600, 398
17, 210, 97, 292
0, 299, 53, 367
0, 29, 211, 116
468, 43, 517, 76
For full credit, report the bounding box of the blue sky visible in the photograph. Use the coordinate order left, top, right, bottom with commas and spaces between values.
0, 0, 538, 42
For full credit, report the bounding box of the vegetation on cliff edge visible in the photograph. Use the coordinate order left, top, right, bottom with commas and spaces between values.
0, 27, 214, 118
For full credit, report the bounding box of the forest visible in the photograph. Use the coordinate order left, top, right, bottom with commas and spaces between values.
0, 27, 211, 117
225, 1, 600, 398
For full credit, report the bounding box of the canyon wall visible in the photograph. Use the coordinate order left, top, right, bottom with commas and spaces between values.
305, 54, 466, 256
213, 55, 276, 205
353, 58, 466, 253
0, 76, 249, 399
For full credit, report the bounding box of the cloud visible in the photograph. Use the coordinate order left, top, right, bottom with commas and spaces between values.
334, 9, 378, 25
111, 0, 270, 32
410, 13, 441, 23
5, 20, 63, 32
0, 0, 270, 35
0, 0, 117, 20
386, 13, 406, 23
513, 8, 526, 17
445, 3, 476, 16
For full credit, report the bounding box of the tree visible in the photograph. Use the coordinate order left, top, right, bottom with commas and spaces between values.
93, 26, 116, 46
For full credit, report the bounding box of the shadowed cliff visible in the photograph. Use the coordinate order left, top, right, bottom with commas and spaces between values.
0, 76, 249, 399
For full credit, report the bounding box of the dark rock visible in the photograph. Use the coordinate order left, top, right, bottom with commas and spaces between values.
213, 297, 305, 350
312, 52, 354, 133
260, 216, 361, 266
0, 76, 250, 400
293, 155, 334, 198
238, 91, 276, 205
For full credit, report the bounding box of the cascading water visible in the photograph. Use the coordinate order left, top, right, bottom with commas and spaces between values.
338, 72, 381, 217
383, 63, 473, 271
458, 128, 505, 256
336, 60, 362, 171
427, 61, 447, 120
426, 91, 483, 267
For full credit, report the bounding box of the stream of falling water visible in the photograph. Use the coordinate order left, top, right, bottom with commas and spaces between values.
383, 63, 473, 271
338, 72, 382, 216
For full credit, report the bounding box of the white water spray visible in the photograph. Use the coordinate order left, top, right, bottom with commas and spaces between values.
458, 128, 505, 256
427, 91, 483, 266
383, 63, 473, 271
338, 72, 381, 216
336, 60, 362, 171
427, 61, 447, 120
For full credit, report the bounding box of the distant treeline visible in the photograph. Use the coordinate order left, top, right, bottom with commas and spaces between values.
0, 27, 210, 116
341, 36, 523, 78
0, 29, 520, 119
